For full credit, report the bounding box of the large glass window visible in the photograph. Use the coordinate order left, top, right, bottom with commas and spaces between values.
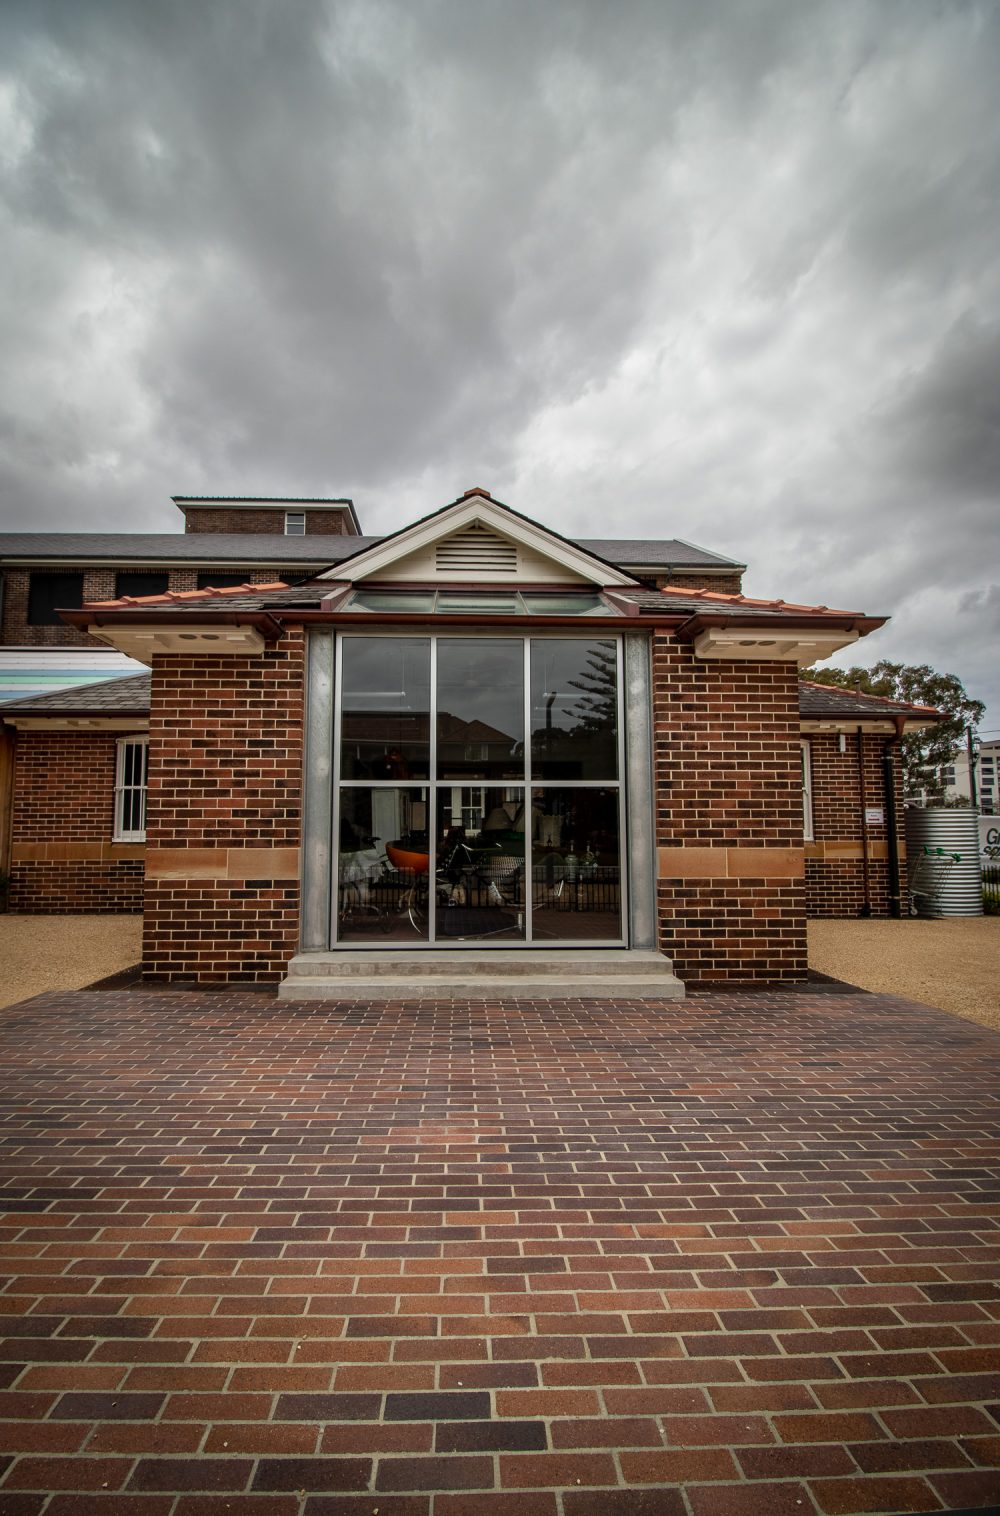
340, 637, 431, 780
337, 786, 429, 943
334, 634, 624, 947
436, 638, 524, 780
531, 788, 621, 941
530, 639, 618, 780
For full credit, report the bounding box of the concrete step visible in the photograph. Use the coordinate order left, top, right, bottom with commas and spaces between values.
283, 949, 677, 979
278, 974, 685, 1002
278, 949, 685, 1002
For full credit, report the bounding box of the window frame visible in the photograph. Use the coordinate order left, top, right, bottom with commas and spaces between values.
114, 736, 149, 842
27, 571, 85, 626
801, 738, 814, 842
284, 511, 306, 536
114, 570, 169, 601
196, 571, 251, 590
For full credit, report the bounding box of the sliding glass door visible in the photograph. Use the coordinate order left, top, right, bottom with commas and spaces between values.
332, 633, 625, 947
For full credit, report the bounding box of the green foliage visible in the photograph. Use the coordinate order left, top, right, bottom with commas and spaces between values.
800, 660, 985, 801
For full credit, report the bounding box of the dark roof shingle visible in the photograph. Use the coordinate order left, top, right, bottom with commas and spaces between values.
1, 672, 152, 715
0, 532, 740, 571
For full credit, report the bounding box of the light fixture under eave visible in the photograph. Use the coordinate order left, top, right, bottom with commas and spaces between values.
692, 626, 859, 665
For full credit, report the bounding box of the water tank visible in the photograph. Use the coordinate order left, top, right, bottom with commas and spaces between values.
904, 808, 983, 917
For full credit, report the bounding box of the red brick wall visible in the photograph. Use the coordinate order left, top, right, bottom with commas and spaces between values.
1, 568, 292, 646
142, 629, 305, 984
8, 730, 145, 912
182, 507, 350, 535
805, 733, 908, 917
652, 632, 806, 982
658, 572, 744, 593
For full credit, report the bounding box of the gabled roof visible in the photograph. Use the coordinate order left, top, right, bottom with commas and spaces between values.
314, 488, 641, 588
0, 530, 738, 572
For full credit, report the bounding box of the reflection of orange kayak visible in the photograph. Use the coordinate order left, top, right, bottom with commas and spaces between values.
386, 844, 429, 875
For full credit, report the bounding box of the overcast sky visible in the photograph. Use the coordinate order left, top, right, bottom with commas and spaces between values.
1, 0, 998, 729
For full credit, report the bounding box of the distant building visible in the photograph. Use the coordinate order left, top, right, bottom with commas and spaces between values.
942, 738, 1000, 814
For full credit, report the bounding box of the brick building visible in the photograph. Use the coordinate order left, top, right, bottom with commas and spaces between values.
0, 488, 937, 991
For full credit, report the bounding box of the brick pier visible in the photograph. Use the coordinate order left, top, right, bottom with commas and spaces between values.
0, 987, 998, 1514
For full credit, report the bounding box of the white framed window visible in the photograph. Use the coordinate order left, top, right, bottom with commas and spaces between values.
114, 737, 149, 841
284, 510, 306, 535
801, 739, 814, 841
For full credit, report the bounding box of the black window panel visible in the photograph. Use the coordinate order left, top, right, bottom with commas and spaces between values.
27, 573, 84, 625
196, 572, 249, 590
115, 571, 169, 600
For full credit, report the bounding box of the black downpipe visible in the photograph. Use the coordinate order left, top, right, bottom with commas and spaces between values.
856, 727, 872, 918
883, 721, 904, 919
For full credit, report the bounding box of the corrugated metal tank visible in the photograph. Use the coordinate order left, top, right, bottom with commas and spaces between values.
905, 808, 983, 917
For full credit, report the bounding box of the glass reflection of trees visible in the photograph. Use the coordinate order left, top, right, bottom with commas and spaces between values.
531, 640, 618, 780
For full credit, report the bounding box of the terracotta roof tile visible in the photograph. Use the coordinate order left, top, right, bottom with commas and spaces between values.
656, 585, 852, 615
87, 580, 289, 609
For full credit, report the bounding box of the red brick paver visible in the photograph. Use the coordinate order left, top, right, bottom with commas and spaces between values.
0, 985, 998, 1516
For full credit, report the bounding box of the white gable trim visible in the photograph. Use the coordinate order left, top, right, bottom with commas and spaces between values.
316, 497, 639, 588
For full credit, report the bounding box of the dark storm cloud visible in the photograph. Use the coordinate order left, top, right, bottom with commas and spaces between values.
0, 0, 997, 720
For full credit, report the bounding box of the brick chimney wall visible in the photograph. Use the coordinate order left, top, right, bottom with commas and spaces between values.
182, 507, 351, 535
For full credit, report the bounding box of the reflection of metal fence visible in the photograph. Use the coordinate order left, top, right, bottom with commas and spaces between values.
984, 849, 1000, 915
533, 865, 621, 913
338, 859, 622, 927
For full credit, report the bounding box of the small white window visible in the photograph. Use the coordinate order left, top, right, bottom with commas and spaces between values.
114, 737, 149, 841
284, 511, 306, 535
801, 739, 814, 842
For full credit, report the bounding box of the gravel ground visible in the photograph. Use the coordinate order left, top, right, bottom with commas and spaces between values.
809, 915, 1000, 1031
0, 914, 142, 1009
1, 913, 997, 1031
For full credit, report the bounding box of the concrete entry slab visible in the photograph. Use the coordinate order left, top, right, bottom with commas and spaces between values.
278, 946, 685, 1000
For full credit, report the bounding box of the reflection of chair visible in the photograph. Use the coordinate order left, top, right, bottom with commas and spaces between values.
477, 852, 523, 907
385, 844, 429, 875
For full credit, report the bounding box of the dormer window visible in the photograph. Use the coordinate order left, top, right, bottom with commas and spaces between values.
284, 511, 306, 536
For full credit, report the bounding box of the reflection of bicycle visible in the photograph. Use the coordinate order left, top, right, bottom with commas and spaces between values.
390, 838, 525, 934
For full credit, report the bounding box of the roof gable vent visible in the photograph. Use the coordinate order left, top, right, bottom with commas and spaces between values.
435, 522, 518, 575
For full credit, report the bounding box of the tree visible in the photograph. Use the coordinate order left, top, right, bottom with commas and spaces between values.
801, 660, 985, 802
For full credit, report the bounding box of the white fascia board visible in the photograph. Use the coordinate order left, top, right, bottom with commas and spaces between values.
801, 716, 937, 733
692, 627, 859, 666
317, 499, 639, 587
86, 623, 268, 664
5, 717, 149, 731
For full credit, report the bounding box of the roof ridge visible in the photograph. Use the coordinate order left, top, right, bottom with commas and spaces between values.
658, 584, 851, 615
87, 580, 289, 609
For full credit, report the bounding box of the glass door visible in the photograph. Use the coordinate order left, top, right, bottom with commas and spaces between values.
332, 632, 625, 947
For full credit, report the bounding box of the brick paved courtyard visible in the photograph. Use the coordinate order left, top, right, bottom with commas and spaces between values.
0, 986, 998, 1516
